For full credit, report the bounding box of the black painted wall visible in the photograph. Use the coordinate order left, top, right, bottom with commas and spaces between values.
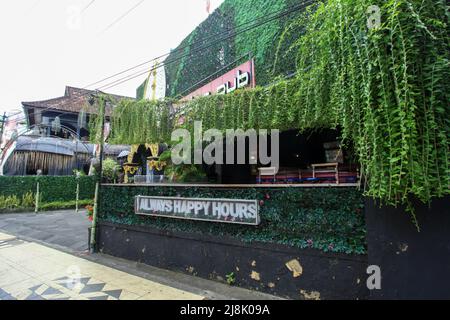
365, 196, 450, 299
97, 222, 369, 300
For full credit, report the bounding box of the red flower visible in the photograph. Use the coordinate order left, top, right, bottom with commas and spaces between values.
259, 200, 265, 206
265, 193, 271, 200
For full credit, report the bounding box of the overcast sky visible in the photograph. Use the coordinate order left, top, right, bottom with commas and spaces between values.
0, 0, 223, 114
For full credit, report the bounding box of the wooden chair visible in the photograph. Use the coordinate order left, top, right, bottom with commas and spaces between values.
258, 167, 277, 184
284, 169, 302, 184
311, 162, 340, 184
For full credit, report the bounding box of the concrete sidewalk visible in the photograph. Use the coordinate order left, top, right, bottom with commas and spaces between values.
0, 210, 283, 300
0, 232, 203, 300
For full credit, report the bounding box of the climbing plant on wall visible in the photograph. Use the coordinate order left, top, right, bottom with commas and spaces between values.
160, 0, 304, 98
284, 0, 449, 218
99, 185, 367, 254
92, 0, 449, 219
106, 98, 173, 145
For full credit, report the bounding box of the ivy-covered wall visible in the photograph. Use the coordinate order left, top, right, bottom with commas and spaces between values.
0, 176, 96, 202
159, 0, 304, 98
98, 185, 366, 255
102, 0, 449, 216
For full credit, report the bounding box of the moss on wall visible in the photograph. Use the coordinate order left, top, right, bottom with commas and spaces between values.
99, 185, 366, 254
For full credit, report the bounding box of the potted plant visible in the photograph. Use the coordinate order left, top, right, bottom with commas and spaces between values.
148, 159, 168, 176
86, 205, 94, 222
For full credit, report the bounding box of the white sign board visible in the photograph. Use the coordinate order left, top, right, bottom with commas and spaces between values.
135, 196, 260, 226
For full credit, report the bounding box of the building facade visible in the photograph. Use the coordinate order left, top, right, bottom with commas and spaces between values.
0, 87, 131, 176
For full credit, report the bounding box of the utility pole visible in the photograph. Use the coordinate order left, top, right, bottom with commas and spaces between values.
0, 112, 7, 147
90, 93, 107, 254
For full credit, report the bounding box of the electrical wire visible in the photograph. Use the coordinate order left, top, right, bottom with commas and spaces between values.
81, 0, 96, 14
83, 0, 314, 89
98, 0, 315, 91
12, 0, 315, 123
102, 0, 146, 33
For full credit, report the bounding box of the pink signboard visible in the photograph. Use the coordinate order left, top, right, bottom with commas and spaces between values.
181, 59, 256, 101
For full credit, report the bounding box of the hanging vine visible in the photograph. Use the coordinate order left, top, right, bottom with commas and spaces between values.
98, 98, 174, 145
91, 0, 449, 213
287, 0, 449, 209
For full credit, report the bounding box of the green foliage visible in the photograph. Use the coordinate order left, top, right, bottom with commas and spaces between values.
286, 0, 449, 209
99, 185, 367, 254
97, 0, 449, 212
136, 80, 147, 100
165, 164, 207, 183
226, 272, 236, 286
21, 192, 35, 208
163, 0, 303, 97
226, 0, 285, 86
0, 192, 37, 212
102, 159, 120, 183
87, 96, 105, 144
160, 147, 207, 183
0, 176, 96, 203
0, 195, 21, 211
73, 169, 86, 176
106, 99, 173, 145
166, 30, 200, 97
39, 199, 93, 211
158, 150, 172, 162
0, 196, 93, 213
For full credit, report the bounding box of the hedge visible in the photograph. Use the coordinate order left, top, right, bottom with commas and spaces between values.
99, 185, 366, 254
0, 176, 96, 203
0, 199, 94, 214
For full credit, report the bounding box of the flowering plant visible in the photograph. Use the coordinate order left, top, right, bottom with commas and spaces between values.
86, 205, 94, 221
148, 160, 167, 172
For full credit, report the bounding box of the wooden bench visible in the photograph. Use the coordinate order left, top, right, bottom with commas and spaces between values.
258, 167, 277, 183
311, 162, 339, 184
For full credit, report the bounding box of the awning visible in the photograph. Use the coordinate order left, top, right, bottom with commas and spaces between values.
15, 136, 75, 156
13, 136, 95, 156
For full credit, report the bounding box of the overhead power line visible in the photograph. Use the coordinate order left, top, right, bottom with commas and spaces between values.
11, 94, 110, 127
83, 0, 314, 89
81, 0, 96, 14
97, 0, 315, 91
12, 0, 315, 125
102, 0, 146, 33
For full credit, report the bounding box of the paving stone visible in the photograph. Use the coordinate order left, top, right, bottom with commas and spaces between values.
0, 231, 204, 300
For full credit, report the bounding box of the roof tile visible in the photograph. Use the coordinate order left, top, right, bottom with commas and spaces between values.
22, 86, 133, 116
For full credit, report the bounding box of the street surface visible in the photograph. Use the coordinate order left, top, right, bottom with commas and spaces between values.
0, 211, 281, 300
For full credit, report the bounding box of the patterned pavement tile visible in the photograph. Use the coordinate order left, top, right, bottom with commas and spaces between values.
0, 232, 204, 300
0, 288, 16, 300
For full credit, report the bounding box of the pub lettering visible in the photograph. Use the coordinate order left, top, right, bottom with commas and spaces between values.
216, 70, 250, 95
